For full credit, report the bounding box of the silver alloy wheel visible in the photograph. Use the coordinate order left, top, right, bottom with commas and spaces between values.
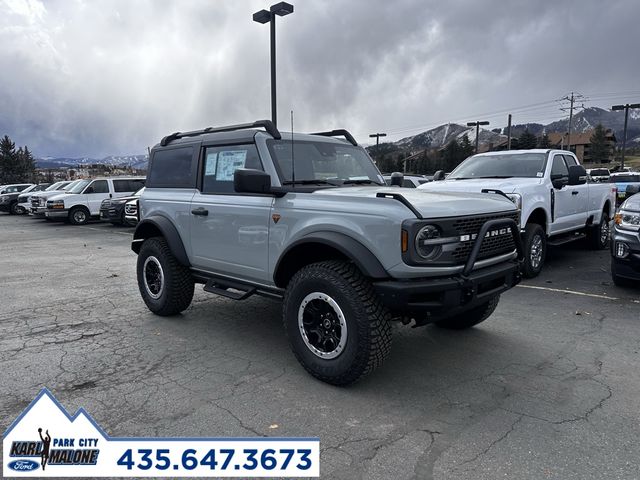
143, 256, 165, 299
297, 292, 348, 360
530, 234, 543, 269
601, 217, 610, 245
73, 209, 87, 223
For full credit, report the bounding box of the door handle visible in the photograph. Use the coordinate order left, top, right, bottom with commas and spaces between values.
191, 208, 209, 216
571, 191, 579, 195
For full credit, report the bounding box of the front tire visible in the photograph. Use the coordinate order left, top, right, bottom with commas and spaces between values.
283, 261, 392, 386
137, 237, 194, 316
69, 206, 90, 225
522, 223, 546, 278
435, 295, 500, 330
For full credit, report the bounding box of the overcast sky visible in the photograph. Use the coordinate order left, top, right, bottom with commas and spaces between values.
2, 0, 640, 158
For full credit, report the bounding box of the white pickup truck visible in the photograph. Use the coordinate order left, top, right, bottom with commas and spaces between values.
419, 149, 616, 277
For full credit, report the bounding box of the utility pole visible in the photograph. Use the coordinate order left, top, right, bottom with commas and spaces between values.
467, 121, 490, 154
612, 103, 640, 170
369, 133, 387, 165
507, 114, 512, 150
559, 92, 585, 152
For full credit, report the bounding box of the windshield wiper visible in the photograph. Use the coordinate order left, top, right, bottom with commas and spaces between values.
342, 179, 383, 185
282, 179, 339, 186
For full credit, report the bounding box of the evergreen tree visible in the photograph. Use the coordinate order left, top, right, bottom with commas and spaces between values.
538, 133, 551, 148
518, 129, 538, 149
590, 124, 609, 163
441, 139, 462, 171
459, 134, 475, 159
0, 135, 19, 183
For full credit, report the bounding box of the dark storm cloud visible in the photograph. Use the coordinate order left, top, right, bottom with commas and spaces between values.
1, 0, 639, 157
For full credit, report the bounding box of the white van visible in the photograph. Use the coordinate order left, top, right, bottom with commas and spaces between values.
45, 177, 145, 225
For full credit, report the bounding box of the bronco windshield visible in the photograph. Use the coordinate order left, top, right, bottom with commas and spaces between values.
267, 139, 384, 186
448, 153, 547, 179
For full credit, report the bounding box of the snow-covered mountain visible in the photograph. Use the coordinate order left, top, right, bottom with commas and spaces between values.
395, 123, 506, 150
375, 106, 640, 155
36, 154, 148, 170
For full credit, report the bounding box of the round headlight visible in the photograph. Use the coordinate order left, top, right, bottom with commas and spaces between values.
415, 224, 442, 260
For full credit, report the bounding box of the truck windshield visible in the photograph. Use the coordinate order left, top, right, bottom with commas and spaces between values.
267, 140, 384, 186
448, 153, 547, 179
67, 179, 91, 194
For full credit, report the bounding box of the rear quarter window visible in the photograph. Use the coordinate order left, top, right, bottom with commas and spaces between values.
146, 147, 196, 188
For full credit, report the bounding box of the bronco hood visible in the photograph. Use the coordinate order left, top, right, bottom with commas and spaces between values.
316, 186, 517, 218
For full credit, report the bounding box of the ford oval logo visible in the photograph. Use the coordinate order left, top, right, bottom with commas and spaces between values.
8, 459, 40, 471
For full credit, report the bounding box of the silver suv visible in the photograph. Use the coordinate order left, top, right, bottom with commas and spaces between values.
132, 121, 523, 385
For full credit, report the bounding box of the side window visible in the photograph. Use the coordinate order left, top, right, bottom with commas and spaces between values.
563, 155, 578, 167
87, 180, 108, 194
550, 155, 568, 179
113, 180, 132, 193
201, 144, 262, 194
147, 147, 195, 188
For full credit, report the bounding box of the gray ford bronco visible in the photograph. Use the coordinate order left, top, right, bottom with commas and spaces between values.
132, 120, 523, 385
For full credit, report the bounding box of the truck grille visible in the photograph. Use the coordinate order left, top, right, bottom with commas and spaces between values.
451, 211, 519, 262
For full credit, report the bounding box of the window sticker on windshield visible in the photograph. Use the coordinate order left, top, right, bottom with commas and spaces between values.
205, 152, 218, 176
536, 172, 543, 177
217, 150, 247, 181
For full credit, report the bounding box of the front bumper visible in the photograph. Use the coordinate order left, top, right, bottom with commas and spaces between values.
100, 206, 124, 222
611, 226, 640, 280
373, 259, 521, 320
45, 209, 69, 219
373, 217, 523, 321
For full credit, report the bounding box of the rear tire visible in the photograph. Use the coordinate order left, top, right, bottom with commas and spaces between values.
137, 237, 194, 316
588, 209, 610, 250
435, 295, 500, 330
283, 260, 392, 386
522, 223, 546, 278
69, 206, 90, 225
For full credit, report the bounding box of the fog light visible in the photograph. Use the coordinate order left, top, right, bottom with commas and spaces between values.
615, 241, 629, 258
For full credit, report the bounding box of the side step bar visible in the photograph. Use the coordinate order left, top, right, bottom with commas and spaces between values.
203, 278, 256, 300
547, 232, 586, 247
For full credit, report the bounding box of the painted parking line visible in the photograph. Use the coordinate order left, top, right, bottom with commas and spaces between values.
78, 225, 133, 236
516, 284, 619, 301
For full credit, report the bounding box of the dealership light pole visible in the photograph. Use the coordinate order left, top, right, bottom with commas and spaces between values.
612, 103, 640, 170
253, 2, 294, 128
467, 121, 490, 154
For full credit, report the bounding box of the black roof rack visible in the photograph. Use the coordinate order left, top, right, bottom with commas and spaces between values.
160, 120, 281, 147
308, 129, 358, 146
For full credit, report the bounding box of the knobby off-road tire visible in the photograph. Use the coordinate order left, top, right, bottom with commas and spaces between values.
587, 209, 610, 250
283, 260, 392, 386
137, 237, 194, 316
435, 295, 500, 330
522, 223, 546, 278
69, 206, 90, 225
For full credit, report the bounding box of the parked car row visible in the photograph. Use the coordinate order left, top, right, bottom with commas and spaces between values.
1, 177, 144, 226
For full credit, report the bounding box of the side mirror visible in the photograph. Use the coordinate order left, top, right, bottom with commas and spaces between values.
85, 186, 95, 194
433, 170, 446, 181
390, 172, 404, 187
234, 169, 276, 195
568, 165, 587, 186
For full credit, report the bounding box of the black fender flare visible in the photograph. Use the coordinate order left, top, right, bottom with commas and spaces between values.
131, 215, 190, 267
275, 231, 389, 283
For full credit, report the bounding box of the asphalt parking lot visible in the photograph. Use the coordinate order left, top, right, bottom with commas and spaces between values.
1, 215, 639, 479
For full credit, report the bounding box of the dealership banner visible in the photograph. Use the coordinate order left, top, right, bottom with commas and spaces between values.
3, 389, 319, 477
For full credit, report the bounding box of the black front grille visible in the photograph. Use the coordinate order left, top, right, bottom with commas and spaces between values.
451, 211, 519, 262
